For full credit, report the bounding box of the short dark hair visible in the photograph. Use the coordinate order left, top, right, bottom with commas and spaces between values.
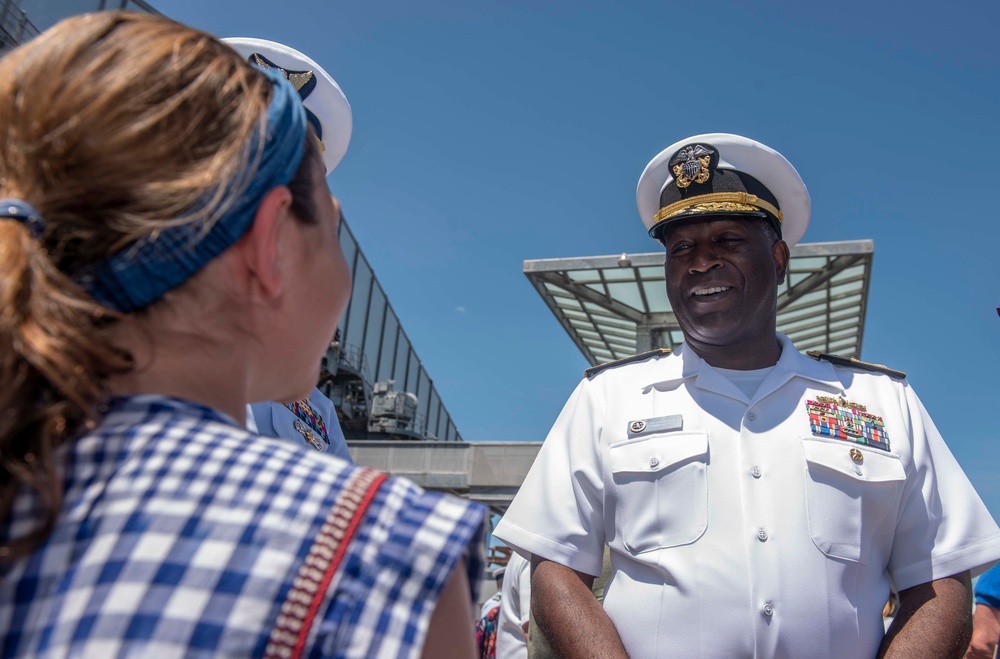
287, 134, 323, 226
756, 218, 779, 245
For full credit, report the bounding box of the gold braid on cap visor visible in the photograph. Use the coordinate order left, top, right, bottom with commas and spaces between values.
652, 192, 783, 227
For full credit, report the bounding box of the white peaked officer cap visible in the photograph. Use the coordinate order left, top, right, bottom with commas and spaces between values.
636, 133, 810, 247
223, 37, 352, 176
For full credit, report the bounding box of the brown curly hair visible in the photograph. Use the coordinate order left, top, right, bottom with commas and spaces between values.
0, 11, 321, 562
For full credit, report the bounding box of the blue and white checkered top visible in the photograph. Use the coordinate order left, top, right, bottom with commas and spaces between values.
0, 395, 486, 658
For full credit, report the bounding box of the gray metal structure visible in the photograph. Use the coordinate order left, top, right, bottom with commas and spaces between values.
525, 240, 874, 364
1, 0, 163, 55
0, 0, 39, 54
323, 218, 463, 442
349, 441, 543, 517
0, 0, 465, 445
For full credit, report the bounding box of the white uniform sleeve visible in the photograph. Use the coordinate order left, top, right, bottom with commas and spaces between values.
494, 379, 606, 576
515, 554, 531, 626
245, 404, 258, 433
888, 383, 1000, 591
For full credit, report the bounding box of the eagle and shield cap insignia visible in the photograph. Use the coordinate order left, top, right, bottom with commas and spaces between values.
669, 144, 716, 189
636, 133, 811, 246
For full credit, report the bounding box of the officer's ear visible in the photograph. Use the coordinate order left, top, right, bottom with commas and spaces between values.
772, 239, 790, 285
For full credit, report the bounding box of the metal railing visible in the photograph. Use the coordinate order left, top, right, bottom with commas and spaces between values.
337, 343, 373, 389
98, 0, 162, 13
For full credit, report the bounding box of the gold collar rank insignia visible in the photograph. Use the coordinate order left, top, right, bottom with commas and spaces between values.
669, 144, 715, 189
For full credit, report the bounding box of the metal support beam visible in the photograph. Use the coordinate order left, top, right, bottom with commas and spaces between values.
778, 254, 865, 311
534, 272, 646, 322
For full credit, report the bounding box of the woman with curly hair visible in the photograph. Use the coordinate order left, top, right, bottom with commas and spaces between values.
0, 12, 483, 658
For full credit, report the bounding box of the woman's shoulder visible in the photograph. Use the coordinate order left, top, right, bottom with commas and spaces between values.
92, 395, 486, 540
309, 470, 488, 657
97, 395, 489, 656
3, 394, 486, 657
86, 395, 359, 522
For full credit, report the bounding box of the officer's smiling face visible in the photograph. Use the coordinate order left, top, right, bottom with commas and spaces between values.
662, 217, 789, 352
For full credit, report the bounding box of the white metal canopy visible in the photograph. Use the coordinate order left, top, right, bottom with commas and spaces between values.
524, 240, 874, 365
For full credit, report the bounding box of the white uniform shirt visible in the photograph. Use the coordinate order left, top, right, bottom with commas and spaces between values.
495, 333, 1000, 658
496, 552, 531, 659
480, 592, 501, 620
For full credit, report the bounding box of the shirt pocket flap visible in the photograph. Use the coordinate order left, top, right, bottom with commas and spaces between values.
609, 432, 708, 475
802, 438, 905, 483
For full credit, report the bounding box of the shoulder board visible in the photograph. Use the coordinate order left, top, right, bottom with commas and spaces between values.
806, 351, 906, 380
585, 348, 672, 379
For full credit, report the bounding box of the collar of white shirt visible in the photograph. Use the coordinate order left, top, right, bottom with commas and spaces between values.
638, 333, 844, 404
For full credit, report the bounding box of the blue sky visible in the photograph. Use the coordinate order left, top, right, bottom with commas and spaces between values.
152, 0, 1000, 517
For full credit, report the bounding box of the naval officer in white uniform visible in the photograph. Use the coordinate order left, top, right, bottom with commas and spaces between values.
223, 37, 356, 463
494, 133, 1000, 658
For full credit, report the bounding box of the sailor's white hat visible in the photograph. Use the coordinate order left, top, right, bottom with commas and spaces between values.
636, 133, 810, 246
224, 37, 352, 175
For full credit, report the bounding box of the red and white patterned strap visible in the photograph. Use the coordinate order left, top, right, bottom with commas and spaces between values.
265, 466, 389, 659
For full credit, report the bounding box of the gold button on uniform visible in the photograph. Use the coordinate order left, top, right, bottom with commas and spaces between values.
849, 448, 863, 463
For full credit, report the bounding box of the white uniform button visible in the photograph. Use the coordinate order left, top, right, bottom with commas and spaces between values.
747, 411, 757, 421
649, 457, 659, 469
751, 467, 762, 478
762, 602, 774, 617
854, 465, 863, 476
757, 528, 768, 542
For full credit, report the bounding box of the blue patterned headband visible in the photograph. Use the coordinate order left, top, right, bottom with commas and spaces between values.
72, 67, 308, 312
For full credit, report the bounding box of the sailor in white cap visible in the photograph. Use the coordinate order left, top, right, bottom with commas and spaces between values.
224, 38, 353, 461
223, 37, 352, 175
495, 133, 1000, 658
